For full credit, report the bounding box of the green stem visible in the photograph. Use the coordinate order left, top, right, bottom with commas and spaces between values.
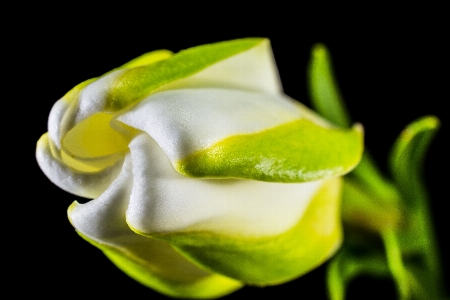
410, 187, 443, 300
382, 229, 409, 300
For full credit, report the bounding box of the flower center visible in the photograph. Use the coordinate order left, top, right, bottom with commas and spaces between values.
61, 112, 136, 172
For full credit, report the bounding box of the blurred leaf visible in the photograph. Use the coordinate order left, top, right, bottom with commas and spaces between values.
388, 115, 443, 300
307, 44, 351, 128
307, 43, 400, 212
308, 43, 446, 300
327, 245, 390, 300
381, 229, 409, 299
341, 179, 401, 232
388, 115, 440, 208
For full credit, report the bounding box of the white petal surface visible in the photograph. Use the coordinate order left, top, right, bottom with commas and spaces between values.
158, 39, 282, 95
48, 99, 71, 150
68, 155, 227, 283
74, 70, 125, 123
117, 88, 302, 161
68, 154, 133, 239
36, 133, 122, 198
126, 133, 324, 237
47, 71, 125, 155
46, 39, 282, 161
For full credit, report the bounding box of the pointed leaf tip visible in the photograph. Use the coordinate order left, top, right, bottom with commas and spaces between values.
308, 43, 351, 128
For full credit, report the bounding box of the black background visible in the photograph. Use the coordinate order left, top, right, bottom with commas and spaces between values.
20, 6, 448, 299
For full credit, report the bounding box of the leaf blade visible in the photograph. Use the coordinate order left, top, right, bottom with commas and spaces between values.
307, 44, 351, 128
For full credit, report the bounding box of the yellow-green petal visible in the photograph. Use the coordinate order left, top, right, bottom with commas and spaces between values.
77, 232, 243, 299
106, 38, 265, 112
146, 177, 342, 285
67, 155, 243, 299
117, 49, 173, 69
176, 120, 363, 182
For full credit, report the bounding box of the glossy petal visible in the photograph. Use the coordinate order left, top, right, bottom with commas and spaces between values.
117, 88, 363, 182
106, 38, 277, 112
157, 38, 282, 95
157, 177, 343, 284
68, 155, 243, 298
116, 88, 302, 161
126, 133, 323, 237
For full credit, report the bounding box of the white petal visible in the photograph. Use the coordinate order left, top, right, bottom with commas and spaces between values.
68, 155, 133, 239
48, 99, 71, 150
68, 155, 220, 282
47, 70, 125, 152
116, 88, 302, 161
158, 39, 283, 95
75, 70, 125, 123
36, 133, 122, 198
126, 133, 324, 237
47, 39, 280, 153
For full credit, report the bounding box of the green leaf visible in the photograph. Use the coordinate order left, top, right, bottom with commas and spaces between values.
307, 43, 397, 197
307, 44, 351, 128
176, 119, 364, 182
388, 115, 440, 207
388, 115, 444, 299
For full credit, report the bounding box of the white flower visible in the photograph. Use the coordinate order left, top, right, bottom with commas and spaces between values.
36, 38, 363, 298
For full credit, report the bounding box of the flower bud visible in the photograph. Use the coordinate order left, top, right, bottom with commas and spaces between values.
36, 38, 363, 298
